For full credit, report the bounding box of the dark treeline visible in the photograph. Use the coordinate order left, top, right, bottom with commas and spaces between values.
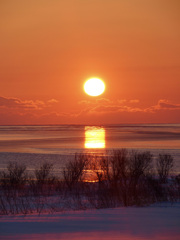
0, 149, 180, 215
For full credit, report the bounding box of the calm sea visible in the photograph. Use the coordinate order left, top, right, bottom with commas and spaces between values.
0, 124, 180, 174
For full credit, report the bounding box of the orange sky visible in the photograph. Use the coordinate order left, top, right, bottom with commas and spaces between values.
0, 0, 180, 125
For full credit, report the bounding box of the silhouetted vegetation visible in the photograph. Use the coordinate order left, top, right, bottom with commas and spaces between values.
156, 154, 174, 183
1, 161, 27, 189
33, 162, 56, 195
0, 149, 179, 215
63, 153, 88, 191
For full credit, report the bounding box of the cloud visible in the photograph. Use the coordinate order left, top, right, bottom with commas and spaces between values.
157, 100, 180, 110
117, 99, 127, 104
78, 98, 180, 116
79, 98, 113, 105
78, 98, 143, 115
89, 105, 143, 114
0, 96, 179, 125
0, 96, 44, 110
0, 96, 58, 110
47, 99, 59, 103
146, 100, 180, 113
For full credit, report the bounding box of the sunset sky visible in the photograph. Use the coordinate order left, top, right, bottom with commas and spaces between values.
0, 0, 180, 125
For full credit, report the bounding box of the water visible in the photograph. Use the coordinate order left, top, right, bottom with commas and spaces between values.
0, 124, 180, 174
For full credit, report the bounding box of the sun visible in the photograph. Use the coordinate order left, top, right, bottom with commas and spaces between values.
84, 78, 105, 96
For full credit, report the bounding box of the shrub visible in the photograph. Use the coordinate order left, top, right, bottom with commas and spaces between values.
103, 149, 153, 206
35, 162, 55, 185
1, 161, 27, 189
63, 153, 89, 191
128, 151, 153, 203
88, 154, 108, 183
31, 162, 56, 196
156, 154, 174, 183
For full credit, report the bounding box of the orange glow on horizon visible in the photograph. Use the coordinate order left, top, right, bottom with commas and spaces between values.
0, 1, 179, 125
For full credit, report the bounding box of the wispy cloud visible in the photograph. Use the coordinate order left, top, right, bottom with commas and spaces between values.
79, 98, 142, 114
0, 96, 179, 124
79, 98, 180, 115
146, 100, 180, 113
0, 96, 58, 110
47, 99, 59, 104
156, 99, 180, 110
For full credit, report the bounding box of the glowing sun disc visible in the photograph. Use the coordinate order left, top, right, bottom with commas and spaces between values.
84, 78, 105, 96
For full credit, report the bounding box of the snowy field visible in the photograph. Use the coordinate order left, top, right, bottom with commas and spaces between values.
0, 205, 180, 240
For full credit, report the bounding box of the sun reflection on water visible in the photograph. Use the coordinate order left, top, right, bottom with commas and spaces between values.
84, 126, 105, 149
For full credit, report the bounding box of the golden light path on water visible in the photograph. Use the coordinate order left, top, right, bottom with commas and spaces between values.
84, 126, 105, 149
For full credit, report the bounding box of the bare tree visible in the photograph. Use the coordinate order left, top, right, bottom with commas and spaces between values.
156, 154, 174, 183
106, 149, 129, 206
104, 150, 153, 206
35, 162, 54, 185
88, 154, 108, 183
128, 151, 153, 204
1, 161, 27, 189
63, 153, 88, 190
31, 162, 56, 196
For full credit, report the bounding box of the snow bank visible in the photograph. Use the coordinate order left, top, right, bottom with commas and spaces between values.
0, 206, 180, 240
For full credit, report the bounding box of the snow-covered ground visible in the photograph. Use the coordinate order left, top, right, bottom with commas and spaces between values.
0, 204, 180, 240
